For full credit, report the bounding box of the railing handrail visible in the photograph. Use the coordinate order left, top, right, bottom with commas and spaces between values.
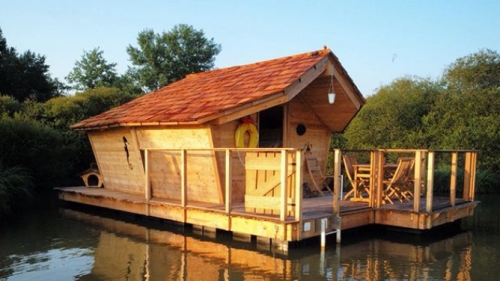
140, 147, 301, 152
343, 148, 479, 153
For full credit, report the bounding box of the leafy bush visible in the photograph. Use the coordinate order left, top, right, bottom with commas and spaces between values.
433, 165, 499, 194
0, 118, 73, 189
0, 163, 33, 218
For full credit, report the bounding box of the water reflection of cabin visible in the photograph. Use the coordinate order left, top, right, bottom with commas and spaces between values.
58, 48, 478, 251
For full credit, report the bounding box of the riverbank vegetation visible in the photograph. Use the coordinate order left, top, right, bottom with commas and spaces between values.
1, 24, 499, 217
334, 49, 500, 194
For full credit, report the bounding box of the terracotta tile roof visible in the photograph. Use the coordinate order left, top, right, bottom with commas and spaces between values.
71, 48, 333, 130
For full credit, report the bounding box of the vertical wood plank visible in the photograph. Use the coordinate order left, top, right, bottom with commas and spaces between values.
450, 152, 457, 206
282, 104, 289, 147
413, 150, 422, 213
333, 149, 341, 217
426, 151, 434, 213
294, 150, 303, 223
372, 150, 384, 208
144, 149, 150, 216
470, 152, 477, 200
181, 150, 187, 207
463, 152, 472, 201
144, 149, 150, 200
225, 149, 232, 213
280, 149, 288, 221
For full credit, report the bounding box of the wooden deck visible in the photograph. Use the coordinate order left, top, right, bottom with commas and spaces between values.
57, 186, 477, 250
56, 148, 479, 251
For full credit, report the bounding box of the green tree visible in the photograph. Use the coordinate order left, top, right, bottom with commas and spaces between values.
423, 49, 500, 172
0, 118, 68, 189
344, 77, 441, 149
0, 163, 33, 218
126, 24, 221, 92
0, 95, 22, 118
66, 47, 118, 91
0, 28, 61, 102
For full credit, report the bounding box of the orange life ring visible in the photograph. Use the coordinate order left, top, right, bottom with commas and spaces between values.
235, 123, 259, 148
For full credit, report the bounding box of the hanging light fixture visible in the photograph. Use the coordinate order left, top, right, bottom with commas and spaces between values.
328, 63, 336, 104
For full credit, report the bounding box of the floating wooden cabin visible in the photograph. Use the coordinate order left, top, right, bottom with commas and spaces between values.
58, 48, 478, 251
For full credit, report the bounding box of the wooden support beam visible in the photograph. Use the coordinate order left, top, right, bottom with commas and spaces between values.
280, 150, 288, 221
470, 152, 477, 200
373, 150, 384, 208
225, 149, 232, 214
181, 149, 187, 210
463, 152, 472, 201
284, 57, 329, 100
333, 149, 341, 217
209, 94, 288, 125
426, 151, 435, 213
294, 150, 303, 222
144, 149, 150, 216
413, 151, 422, 213
450, 152, 457, 206
282, 104, 289, 147
332, 62, 362, 110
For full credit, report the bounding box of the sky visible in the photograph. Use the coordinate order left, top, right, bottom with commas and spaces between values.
1, 0, 499, 96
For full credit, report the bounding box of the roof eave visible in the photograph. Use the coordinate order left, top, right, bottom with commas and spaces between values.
72, 120, 202, 132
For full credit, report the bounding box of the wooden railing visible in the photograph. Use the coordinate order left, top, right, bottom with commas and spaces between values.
139, 147, 476, 226
339, 149, 478, 211
141, 148, 304, 222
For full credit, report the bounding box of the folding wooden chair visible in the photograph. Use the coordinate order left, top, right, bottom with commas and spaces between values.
305, 157, 333, 196
383, 158, 414, 204
342, 155, 370, 201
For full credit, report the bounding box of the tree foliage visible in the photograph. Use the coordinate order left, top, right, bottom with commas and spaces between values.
423, 49, 500, 172
0, 163, 33, 218
0, 87, 137, 193
343, 49, 500, 173
0, 95, 22, 118
344, 77, 441, 149
0, 118, 68, 189
0, 28, 62, 102
66, 47, 118, 91
126, 24, 221, 92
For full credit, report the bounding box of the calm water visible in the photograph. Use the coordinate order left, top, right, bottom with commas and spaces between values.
1, 194, 499, 281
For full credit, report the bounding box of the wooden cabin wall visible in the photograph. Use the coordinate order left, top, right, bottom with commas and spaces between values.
287, 96, 331, 187
210, 119, 249, 203
136, 126, 222, 204
88, 128, 145, 194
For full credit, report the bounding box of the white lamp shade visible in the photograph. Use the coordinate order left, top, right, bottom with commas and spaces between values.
328, 92, 336, 104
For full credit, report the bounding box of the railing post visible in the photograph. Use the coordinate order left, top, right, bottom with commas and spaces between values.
470, 151, 477, 200
144, 149, 150, 216
225, 149, 232, 214
295, 149, 303, 223
280, 149, 288, 221
413, 150, 422, 213
144, 149, 150, 201
373, 150, 384, 208
426, 151, 435, 213
333, 149, 342, 217
450, 152, 458, 206
463, 151, 477, 201
181, 149, 187, 220
463, 152, 472, 201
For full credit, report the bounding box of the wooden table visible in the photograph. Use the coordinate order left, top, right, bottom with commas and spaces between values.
349, 163, 398, 202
